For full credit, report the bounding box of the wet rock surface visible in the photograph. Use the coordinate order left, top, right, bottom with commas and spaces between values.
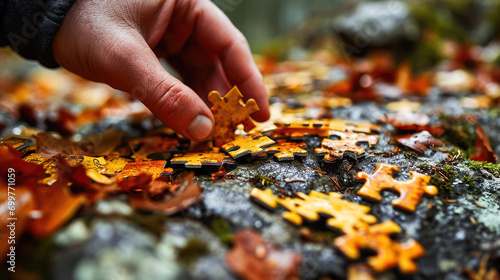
6, 95, 498, 280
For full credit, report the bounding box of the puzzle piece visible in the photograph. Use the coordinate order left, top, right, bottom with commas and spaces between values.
272, 120, 381, 139
334, 221, 425, 274
170, 149, 235, 168
264, 140, 308, 161
118, 159, 174, 182
314, 131, 379, 161
250, 188, 377, 235
356, 163, 438, 212
222, 134, 275, 159
209, 86, 259, 146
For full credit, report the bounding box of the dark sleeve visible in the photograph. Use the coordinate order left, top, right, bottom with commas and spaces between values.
0, 0, 77, 68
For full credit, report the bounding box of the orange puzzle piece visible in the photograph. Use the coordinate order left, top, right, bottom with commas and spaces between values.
170, 149, 235, 168
272, 120, 381, 139
334, 221, 425, 274
222, 134, 275, 159
356, 163, 438, 212
314, 131, 379, 161
264, 140, 308, 161
209, 86, 259, 146
250, 188, 377, 235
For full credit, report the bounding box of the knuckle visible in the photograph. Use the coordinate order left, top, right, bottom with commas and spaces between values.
152, 82, 189, 119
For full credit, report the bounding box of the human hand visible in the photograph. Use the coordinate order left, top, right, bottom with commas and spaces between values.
53, 0, 270, 141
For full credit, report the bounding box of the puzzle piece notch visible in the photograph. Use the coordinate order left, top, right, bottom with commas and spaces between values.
170, 149, 235, 168
264, 140, 308, 161
222, 134, 276, 159
334, 221, 425, 274
209, 86, 259, 146
250, 188, 377, 236
356, 163, 438, 212
314, 132, 379, 161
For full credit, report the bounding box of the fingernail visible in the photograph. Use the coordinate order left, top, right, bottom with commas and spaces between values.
187, 114, 213, 141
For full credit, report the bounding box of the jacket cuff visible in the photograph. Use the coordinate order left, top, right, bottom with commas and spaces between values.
1, 0, 77, 68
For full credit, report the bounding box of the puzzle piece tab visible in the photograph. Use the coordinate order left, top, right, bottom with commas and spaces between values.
170, 149, 235, 168
356, 163, 438, 212
334, 221, 425, 274
264, 140, 308, 161
222, 134, 275, 159
209, 86, 259, 146
314, 131, 379, 161
250, 188, 377, 235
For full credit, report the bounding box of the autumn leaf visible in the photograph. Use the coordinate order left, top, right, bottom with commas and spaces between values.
226, 230, 302, 280
36, 132, 73, 158
129, 172, 202, 215
470, 126, 498, 163
395, 131, 443, 154
0, 186, 35, 259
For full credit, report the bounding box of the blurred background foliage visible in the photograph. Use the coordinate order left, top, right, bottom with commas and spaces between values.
215, 0, 500, 71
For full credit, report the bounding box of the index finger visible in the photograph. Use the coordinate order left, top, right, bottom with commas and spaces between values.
192, 0, 270, 122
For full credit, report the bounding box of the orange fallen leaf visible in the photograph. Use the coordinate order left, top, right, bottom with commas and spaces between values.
226, 229, 302, 280
395, 131, 443, 154
129, 172, 202, 215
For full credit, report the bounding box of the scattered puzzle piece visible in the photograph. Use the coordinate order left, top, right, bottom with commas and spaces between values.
272, 120, 381, 139
356, 163, 438, 212
222, 134, 275, 159
170, 149, 235, 168
118, 159, 174, 182
314, 131, 379, 161
250, 188, 377, 235
334, 221, 425, 274
264, 140, 308, 161
209, 86, 259, 146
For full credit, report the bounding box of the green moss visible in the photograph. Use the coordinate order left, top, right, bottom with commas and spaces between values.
439, 116, 478, 158
251, 174, 277, 188
466, 161, 500, 177
418, 163, 431, 171
430, 165, 459, 195
460, 176, 482, 193
210, 218, 232, 245
177, 238, 209, 266
442, 165, 457, 179
430, 176, 459, 195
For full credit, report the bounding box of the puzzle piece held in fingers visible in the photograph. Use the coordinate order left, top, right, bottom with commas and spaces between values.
356, 163, 438, 212
209, 86, 259, 147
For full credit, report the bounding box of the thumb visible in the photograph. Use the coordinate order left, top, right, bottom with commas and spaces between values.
88, 32, 215, 142
122, 38, 215, 141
